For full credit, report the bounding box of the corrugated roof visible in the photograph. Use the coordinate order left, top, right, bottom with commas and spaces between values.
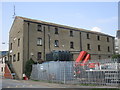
16, 16, 114, 37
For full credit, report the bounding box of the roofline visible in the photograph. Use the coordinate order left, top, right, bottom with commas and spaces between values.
9, 17, 17, 34
16, 16, 114, 38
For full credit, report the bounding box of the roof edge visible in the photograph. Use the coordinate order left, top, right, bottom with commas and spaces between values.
16, 16, 114, 37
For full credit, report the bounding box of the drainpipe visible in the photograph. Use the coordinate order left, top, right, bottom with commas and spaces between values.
43, 26, 46, 61
48, 26, 51, 52
80, 32, 82, 51
28, 23, 30, 60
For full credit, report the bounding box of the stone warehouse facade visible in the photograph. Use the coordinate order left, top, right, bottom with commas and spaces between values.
9, 16, 114, 79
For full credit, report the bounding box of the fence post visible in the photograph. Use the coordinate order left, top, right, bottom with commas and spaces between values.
48, 62, 50, 82
63, 62, 66, 84
117, 58, 120, 89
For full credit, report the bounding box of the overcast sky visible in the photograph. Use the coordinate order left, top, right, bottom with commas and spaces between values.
1, 2, 118, 51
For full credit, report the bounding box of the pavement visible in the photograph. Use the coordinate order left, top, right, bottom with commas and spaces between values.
1, 78, 119, 89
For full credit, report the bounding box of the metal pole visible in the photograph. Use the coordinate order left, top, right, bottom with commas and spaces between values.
64, 62, 66, 84
117, 57, 120, 89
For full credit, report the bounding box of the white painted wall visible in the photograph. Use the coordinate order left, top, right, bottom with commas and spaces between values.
0, 57, 5, 76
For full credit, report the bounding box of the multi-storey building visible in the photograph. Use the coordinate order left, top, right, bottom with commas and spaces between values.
0, 51, 8, 77
9, 16, 115, 79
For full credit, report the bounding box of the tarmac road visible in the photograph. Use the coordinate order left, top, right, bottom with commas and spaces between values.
2, 79, 50, 88
1, 78, 119, 89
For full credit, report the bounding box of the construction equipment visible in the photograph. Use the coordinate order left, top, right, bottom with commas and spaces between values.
75, 51, 91, 67
46, 50, 73, 61
75, 51, 100, 68
74, 51, 99, 77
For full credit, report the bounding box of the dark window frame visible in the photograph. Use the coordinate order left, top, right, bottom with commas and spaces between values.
87, 33, 90, 39
17, 52, 20, 61
13, 54, 16, 62
97, 35, 100, 41
70, 30, 73, 37
107, 37, 109, 42
5, 57, 7, 62
87, 44, 91, 50
37, 52, 42, 60
99, 55, 101, 59
18, 38, 20, 46
70, 41, 74, 49
37, 38, 42, 46
1, 67, 3, 72
37, 25, 42, 31
44, 26, 45, 31
10, 55, 12, 61
10, 43, 12, 50
55, 27, 58, 34
54, 40, 59, 47
108, 46, 110, 52
98, 45, 101, 51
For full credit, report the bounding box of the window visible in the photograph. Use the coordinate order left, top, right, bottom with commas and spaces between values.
87, 33, 90, 39
70, 31, 73, 37
10, 55, 12, 61
98, 45, 101, 51
108, 56, 110, 58
10, 43, 12, 50
37, 52, 42, 60
55, 27, 58, 34
1, 67, 3, 72
97, 36, 100, 41
70, 42, 74, 49
18, 38, 20, 46
87, 44, 91, 50
54, 40, 59, 47
2, 59, 3, 64
37, 38, 42, 46
44, 26, 45, 31
5, 57, 7, 62
107, 37, 109, 42
38, 25, 42, 31
108, 46, 110, 52
13, 54, 16, 62
99, 55, 101, 60
17, 52, 20, 61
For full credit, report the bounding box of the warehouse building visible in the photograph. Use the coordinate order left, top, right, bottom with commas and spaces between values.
9, 16, 114, 79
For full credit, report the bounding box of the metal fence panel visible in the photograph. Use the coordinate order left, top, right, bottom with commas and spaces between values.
31, 59, 120, 87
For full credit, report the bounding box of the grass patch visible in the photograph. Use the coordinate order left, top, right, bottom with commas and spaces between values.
32, 79, 39, 81
31, 79, 65, 84
79, 83, 97, 86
